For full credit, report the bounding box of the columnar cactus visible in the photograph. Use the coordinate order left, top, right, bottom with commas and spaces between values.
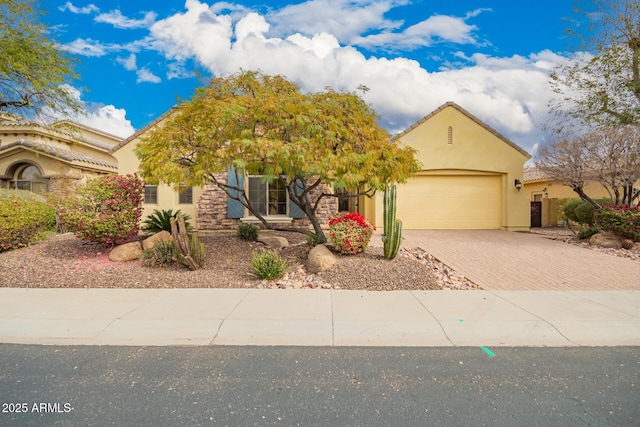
170, 213, 205, 270
383, 184, 402, 260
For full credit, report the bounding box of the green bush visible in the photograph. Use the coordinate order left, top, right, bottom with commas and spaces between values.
0, 188, 47, 202
563, 198, 612, 226
328, 211, 374, 255
57, 174, 144, 246
577, 226, 600, 240
238, 223, 259, 241
250, 249, 288, 280
0, 197, 56, 252
142, 209, 192, 233
142, 241, 176, 267
305, 231, 326, 246
595, 205, 640, 241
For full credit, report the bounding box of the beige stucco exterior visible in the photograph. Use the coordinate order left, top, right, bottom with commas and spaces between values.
0, 115, 119, 195
371, 102, 531, 230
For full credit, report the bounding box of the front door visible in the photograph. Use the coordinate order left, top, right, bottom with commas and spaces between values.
530, 201, 542, 227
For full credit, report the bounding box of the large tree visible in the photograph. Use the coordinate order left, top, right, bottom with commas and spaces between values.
0, 0, 82, 120
135, 71, 420, 239
548, 0, 640, 134
538, 124, 640, 206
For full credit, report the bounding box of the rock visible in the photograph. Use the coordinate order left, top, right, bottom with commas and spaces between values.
257, 235, 289, 249
108, 241, 143, 262
589, 232, 622, 249
142, 230, 172, 251
307, 244, 337, 273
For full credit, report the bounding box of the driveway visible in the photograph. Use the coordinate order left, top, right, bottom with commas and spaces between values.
397, 230, 640, 291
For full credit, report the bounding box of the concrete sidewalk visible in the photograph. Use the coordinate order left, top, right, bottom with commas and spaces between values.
1, 288, 639, 347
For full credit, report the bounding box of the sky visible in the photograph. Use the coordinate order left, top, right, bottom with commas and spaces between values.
39, 0, 589, 158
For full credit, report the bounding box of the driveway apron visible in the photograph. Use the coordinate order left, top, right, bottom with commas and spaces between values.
399, 230, 640, 291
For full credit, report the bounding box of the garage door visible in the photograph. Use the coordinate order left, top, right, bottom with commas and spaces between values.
396, 175, 502, 229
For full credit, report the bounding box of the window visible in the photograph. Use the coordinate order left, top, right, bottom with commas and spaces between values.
12, 164, 48, 194
144, 185, 158, 204
447, 126, 453, 144
248, 176, 287, 215
178, 186, 193, 204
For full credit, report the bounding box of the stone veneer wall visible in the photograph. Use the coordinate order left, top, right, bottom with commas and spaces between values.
195, 173, 338, 230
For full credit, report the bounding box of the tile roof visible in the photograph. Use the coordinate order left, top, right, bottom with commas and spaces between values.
523, 166, 551, 181
0, 140, 118, 170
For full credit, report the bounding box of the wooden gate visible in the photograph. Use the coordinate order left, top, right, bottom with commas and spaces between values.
530, 201, 542, 227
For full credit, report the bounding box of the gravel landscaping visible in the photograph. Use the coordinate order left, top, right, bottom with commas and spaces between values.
0, 228, 636, 291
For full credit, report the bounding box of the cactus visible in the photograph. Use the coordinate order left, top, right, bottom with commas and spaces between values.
621, 239, 635, 250
383, 184, 403, 260
170, 213, 205, 270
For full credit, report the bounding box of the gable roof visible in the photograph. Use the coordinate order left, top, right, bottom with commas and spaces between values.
395, 102, 531, 159
110, 109, 174, 154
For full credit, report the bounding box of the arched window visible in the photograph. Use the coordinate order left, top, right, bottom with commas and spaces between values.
12, 164, 49, 194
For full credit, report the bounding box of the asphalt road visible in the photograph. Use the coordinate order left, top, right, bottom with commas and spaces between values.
1, 345, 638, 427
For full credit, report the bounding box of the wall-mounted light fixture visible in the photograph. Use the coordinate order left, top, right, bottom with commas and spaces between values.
514, 179, 523, 191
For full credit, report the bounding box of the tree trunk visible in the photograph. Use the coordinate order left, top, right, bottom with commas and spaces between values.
573, 186, 602, 209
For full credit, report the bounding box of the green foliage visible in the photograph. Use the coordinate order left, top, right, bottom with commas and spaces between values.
56, 174, 144, 246
142, 241, 176, 267
142, 209, 192, 233
577, 226, 600, 240
328, 211, 374, 255
0, 0, 82, 119
595, 205, 640, 241
0, 197, 55, 252
305, 231, 326, 246
563, 198, 612, 226
250, 249, 288, 280
237, 223, 259, 241
170, 213, 205, 270
135, 70, 420, 239
0, 188, 46, 202
383, 185, 402, 260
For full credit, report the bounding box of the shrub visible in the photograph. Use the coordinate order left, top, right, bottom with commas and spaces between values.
305, 231, 326, 246
238, 223, 259, 241
0, 197, 56, 252
57, 174, 144, 246
594, 205, 640, 241
250, 249, 288, 280
328, 211, 374, 255
563, 198, 613, 227
142, 241, 176, 267
142, 209, 192, 233
577, 226, 599, 240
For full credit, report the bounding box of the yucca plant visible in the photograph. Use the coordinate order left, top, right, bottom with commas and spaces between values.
142, 241, 176, 267
142, 209, 192, 233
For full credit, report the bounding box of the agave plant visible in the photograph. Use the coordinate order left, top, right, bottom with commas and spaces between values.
142, 209, 193, 233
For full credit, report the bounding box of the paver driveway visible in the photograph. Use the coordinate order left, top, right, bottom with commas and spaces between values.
398, 230, 640, 291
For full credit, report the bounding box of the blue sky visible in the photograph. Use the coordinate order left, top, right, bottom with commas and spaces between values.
39, 0, 588, 156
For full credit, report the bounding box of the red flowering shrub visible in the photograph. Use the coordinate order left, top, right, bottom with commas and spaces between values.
328, 211, 374, 255
594, 205, 640, 242
57, 174, 144, 246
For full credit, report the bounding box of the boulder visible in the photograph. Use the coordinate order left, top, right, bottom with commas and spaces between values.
258, 235, 289, 249
142, 230, 172, 251
307, 244, 337, 273
108, 241, 143, 262
589, 232, 622, 249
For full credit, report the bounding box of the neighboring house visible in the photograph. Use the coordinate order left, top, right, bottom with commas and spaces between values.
110, 114, 337, 230
0, 114, 119, 195
523, 166, 640, 227
113, 102, 532, 231
371, 102, 531, 230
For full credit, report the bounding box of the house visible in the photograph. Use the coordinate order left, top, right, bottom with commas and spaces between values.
523, 166, 639, 227
371, 102, 531, 230
113, 102, 531, 231
0, 114, 119, 196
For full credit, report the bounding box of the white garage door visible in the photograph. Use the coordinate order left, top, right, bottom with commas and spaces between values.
396, 175, 502, 229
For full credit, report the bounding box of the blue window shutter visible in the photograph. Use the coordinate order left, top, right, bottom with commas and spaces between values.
288, 178, 306, 219
227, 166, 245, 219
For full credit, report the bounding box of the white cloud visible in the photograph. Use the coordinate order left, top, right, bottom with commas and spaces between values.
116, 53, 137, 71
136, 68, 162, 83
63, 38, 118, 56
95, 10, 157, 29
59, 2, 99, 14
